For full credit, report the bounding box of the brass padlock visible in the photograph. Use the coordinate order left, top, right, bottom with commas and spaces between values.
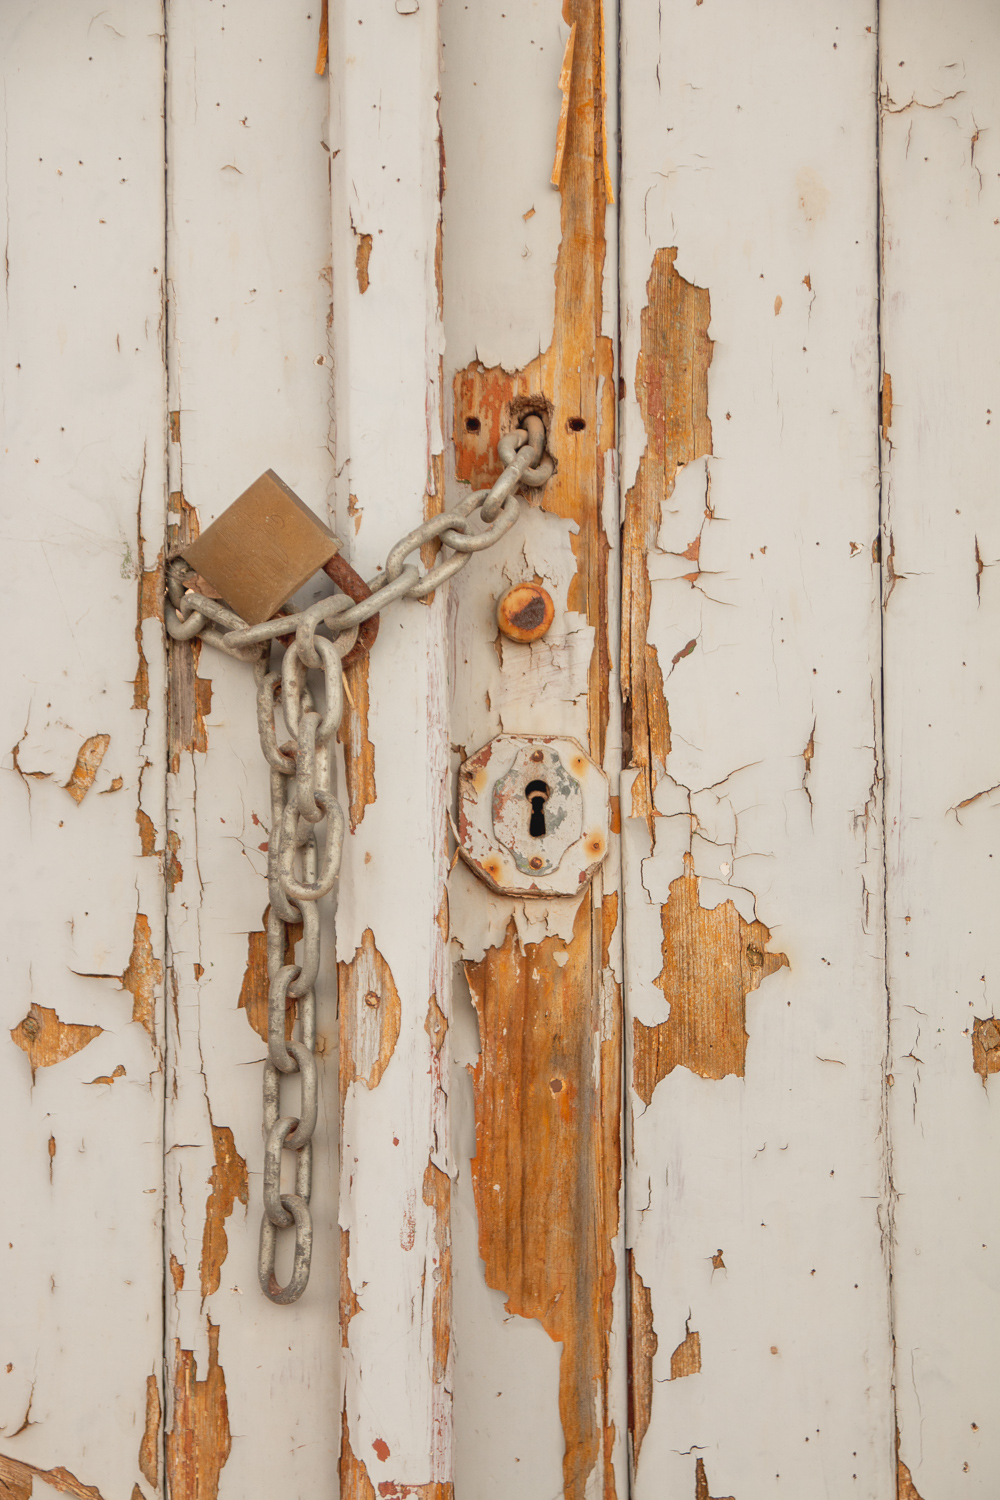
182, 470, 341, 626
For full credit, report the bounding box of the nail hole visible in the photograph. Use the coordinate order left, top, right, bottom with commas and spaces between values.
465, 416, 481, 433
567, 416, 586, 432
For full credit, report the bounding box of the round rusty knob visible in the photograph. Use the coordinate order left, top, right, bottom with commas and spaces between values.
496, 582, 554, 644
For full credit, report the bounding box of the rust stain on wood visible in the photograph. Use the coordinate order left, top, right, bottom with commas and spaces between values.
465, 899, 620, 1500
64, 735, 111, 804
0, 1454, 106, 1500
139, 1373, 161, 1488
356, 233, 373, 294
237, 908, 301, 1041
633, 854, 788, 1103
339, 657, 376, 830
621, 247, 713, 828
339, 929, 402, 1111
669, 1324, 701, 1379
121, 913, 162, 1038
11, 1005, 102, 1077
694, 1457, 734, 1500
200, 1125, 248, 1298
971, 1015, 1000, 1083
627, 1251, 657, 1467
168, 496, 213, 773
166, 1322, 230, 1500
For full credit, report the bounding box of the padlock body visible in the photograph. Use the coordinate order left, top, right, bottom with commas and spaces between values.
181, 469, 340, 625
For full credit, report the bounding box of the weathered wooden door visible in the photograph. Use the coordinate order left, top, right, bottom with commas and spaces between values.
3, 4, 999, 1498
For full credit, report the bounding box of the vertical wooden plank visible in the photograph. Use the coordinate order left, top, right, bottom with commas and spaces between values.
618, 5, 894, 1496
327, 1, 452, 1492
163, 7, 338, 1496
880, 7, 1000, 1495
441, 2, 625, 1496
0, 5, 167, 1496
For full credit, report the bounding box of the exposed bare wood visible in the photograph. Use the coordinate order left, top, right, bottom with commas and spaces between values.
694, 1457, 733, 1500
627, 1252, 657, 1465
0, 1455, 105, 1500
10, 1007, 103, 1077
120, 914, 162, 1037
166, 1325, 230, 1500
139, 1377, 161, 1489
338, 929, 402, 1103
447, 3, 622, 1490
199, 1127, 248, 1299
63, 736, 111, 806
669, 1327, 701, 1381
633, 854, 788, 1103
620, 248, 712, 831
465, 898, 619, 1500
338, 658, 376, 830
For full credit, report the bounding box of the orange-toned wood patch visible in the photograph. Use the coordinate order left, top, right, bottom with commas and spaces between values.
139, 1373, 161, 1488
339, 656, 376, 831
633, 854, 788, 1103
200, 1125, 248, 1298
627, 1251, 657, 1467
166, 1322, 230, 1500
621, 247, 713, 829
63, 735, 110, 804
339, 928, 402, 1114
466, 897, 620, 1500
121, 912, 162, 1037
10, 1004, 102, 1077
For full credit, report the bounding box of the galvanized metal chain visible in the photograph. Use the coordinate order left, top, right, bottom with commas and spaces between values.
164, 415, 551, 1303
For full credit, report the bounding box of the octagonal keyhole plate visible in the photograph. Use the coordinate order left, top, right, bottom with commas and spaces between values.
457, 735, 609, 897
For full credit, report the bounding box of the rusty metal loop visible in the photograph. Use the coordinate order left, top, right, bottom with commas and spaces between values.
323, 553, 379, 669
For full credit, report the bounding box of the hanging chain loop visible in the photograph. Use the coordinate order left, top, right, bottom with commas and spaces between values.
164, 415, 549, 1303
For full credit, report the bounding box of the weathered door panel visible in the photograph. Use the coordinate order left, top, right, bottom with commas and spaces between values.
163, 6, 339, 1494
0, 7, 168, 1498
4, 3, 1000, 1498
881, 5, 1000, 1494
442, 3, 625, 1497
618, 5, 894, 1496
328, 0, 453, 1490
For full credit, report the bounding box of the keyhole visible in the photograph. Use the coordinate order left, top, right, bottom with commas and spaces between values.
525, 780, 550, 837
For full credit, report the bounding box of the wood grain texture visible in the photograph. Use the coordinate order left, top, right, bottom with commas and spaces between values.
0, 6, 168, 1494
880, 6, 1000, 1494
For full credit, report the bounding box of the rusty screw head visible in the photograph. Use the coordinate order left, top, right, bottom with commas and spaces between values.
496, 583, 555, 644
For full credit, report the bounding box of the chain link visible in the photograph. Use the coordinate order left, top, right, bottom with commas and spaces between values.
164, 415, 550, 1303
